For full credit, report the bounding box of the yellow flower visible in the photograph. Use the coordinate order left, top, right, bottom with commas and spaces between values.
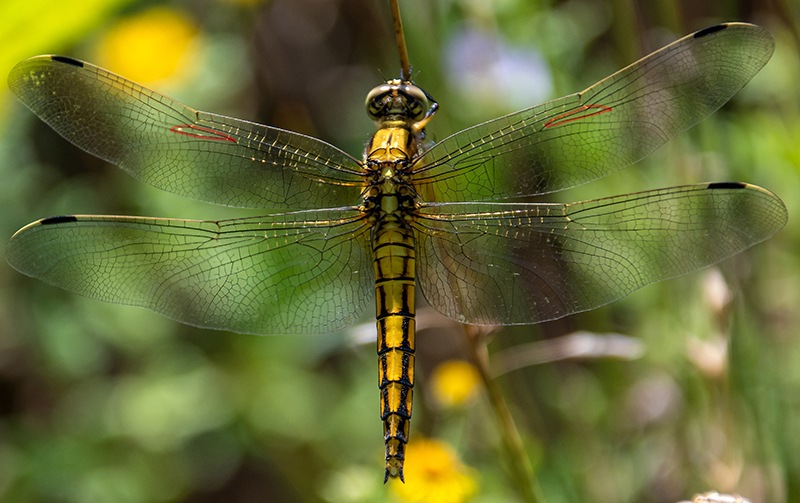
392, 438, 477, 503
431, 360, 481, 408
94, 7, 199, 85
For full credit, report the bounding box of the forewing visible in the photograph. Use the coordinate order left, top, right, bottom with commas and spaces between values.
8, 209, 374, 334
414, 23, 774, 201
415, 183, 786, 324
8, 55, 365, 210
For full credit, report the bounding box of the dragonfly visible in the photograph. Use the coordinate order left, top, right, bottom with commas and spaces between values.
6, 9, 787, 482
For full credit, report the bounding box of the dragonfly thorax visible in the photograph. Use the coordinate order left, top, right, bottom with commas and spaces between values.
366, 127, 418, 164
362, 122, 421, 218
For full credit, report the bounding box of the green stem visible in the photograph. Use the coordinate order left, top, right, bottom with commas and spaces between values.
464, 326, 544, 503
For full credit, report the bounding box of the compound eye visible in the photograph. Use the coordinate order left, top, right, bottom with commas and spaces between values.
399, 84, 429, 121
365, 83, 393, 120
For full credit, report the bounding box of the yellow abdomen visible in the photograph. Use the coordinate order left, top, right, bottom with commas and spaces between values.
374, 214, 416, 481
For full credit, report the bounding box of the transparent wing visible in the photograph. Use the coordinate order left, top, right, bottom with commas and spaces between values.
8, 55, 366, 210
7, 209, 374, 334
414, 183, 786, 324
414, 23, 774, 201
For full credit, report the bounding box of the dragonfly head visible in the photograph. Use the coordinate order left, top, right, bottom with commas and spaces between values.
366, 79, 431, 125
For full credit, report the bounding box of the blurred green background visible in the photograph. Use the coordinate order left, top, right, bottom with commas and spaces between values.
0, 0, 798, 502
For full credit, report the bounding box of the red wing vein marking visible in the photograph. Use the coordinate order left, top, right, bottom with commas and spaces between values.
543, 104, 613, 129
169, 124, 238, 143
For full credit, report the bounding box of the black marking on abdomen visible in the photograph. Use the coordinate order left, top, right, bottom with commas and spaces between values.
375, 276, 414, 285
373, 240, 415, 251
380, 385, 412, 419
377, 317, 414, 354
377, 309, 414, 320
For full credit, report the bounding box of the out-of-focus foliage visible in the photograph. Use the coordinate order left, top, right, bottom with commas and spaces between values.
0, 0, 136, 119
1, 0, 798, 502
